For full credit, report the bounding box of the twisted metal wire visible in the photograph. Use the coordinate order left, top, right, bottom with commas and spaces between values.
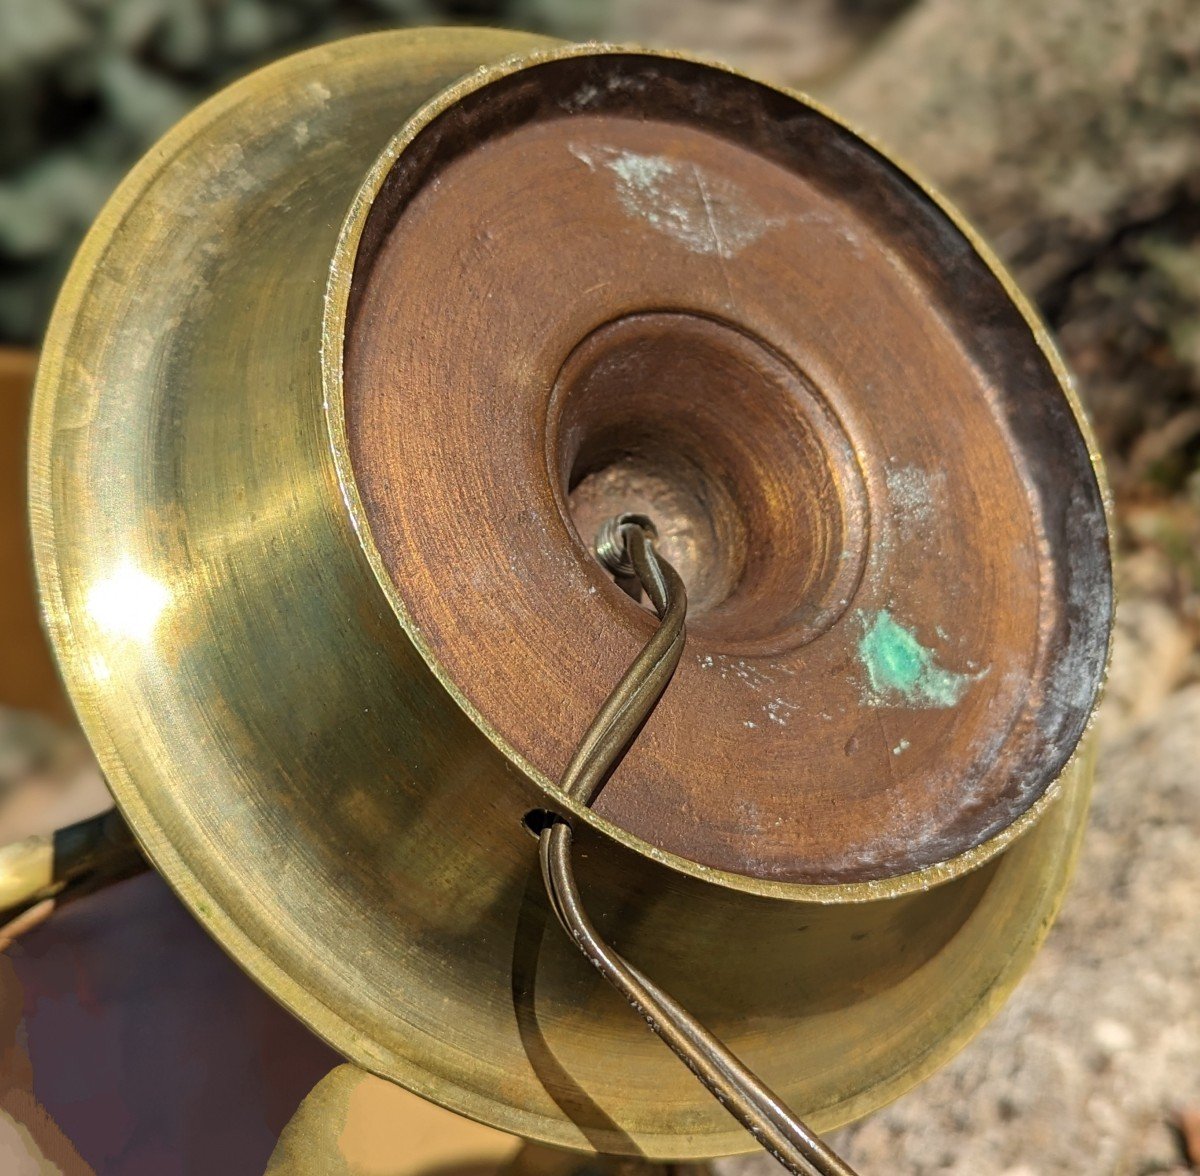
537, 516, 860, 1176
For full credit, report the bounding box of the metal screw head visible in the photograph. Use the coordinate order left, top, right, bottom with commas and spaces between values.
594, 513, 658, 578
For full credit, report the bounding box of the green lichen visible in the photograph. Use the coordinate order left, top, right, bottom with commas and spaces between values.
857, 610, 983, 709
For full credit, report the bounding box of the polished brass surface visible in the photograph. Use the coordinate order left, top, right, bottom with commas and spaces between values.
29, 28, 1110, 1160
0, 835, 54, 917
267, 1064, 520, 1175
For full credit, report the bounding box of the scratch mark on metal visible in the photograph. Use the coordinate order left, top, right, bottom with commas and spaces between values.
692, 162, 736, 305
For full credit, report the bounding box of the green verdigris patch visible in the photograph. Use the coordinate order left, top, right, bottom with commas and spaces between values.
857, 609, 984, 708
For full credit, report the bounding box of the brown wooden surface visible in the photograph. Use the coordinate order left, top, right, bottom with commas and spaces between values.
343, 54, 1111, 884
0, 348, 71, 723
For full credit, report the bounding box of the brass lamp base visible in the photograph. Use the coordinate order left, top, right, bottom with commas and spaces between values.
29, 24, 1111, 1163
267, 1066, 712, 1176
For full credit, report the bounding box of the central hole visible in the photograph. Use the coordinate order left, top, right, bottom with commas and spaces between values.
570, 430, 745, 615
548, 312, 868, 654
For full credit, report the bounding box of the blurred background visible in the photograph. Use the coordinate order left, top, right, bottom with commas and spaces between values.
0, 1, 1197, 1173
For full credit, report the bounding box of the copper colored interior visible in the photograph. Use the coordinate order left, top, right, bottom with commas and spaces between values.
551, 312, 867, 650
341, 53, 1111, 884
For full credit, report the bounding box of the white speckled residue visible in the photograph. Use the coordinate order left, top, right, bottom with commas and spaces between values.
570, 144, 783, 259
886, 462, 946, 529
765, 697, 800, 727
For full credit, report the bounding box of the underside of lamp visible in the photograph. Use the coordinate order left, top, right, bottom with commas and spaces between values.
29, 28, 1112, 1160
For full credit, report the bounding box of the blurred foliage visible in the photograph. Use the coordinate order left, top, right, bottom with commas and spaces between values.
1053, 184, 1200, 494
0, 0, 609, 343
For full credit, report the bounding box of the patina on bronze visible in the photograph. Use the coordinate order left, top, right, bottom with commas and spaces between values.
28, 28, 1112, 1162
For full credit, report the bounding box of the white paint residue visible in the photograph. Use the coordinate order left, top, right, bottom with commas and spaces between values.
569, 83, 601, 109
693, 652, 777, 692
886, 463, 946, 528
765, 698, 800, 727
570, 144, 783, 258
